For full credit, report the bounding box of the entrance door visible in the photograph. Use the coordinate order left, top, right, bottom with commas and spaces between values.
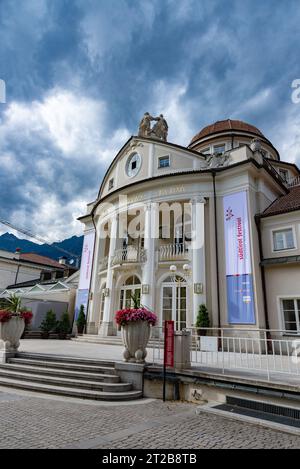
161, 276, 187, 330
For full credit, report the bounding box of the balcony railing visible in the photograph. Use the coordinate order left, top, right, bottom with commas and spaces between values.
159, 242, 189, 261
111, 246, 147, 266
287, 175, 300, 187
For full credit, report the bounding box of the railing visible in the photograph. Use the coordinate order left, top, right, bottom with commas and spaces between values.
111, 246, 147, 266
158, 242, 189, 261
149, 326, 300, 382
287, 175, 300, 187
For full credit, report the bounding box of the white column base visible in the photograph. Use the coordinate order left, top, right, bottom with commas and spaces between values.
98, 321, 116, 337
0, 350, 16, 363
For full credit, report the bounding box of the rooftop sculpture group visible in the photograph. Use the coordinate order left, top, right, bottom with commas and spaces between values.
138, 112, 168, 141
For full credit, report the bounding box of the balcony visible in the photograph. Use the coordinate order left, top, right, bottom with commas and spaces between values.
111, 246, 147, 266
158, 242, 190, 261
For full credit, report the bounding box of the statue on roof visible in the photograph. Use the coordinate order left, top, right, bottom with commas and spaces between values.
151, 114, 168, 141
138, 112, 168, 141
138, 112, 156, 138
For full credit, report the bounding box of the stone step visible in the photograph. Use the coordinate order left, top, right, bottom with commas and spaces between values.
16, 352, 115, 367
0, 368, 131, 392
0, 363, 120, 382
8, 358, 117, 375
0, 376, 142, 401
72, 336, 163, 347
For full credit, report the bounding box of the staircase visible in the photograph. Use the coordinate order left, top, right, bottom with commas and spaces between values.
72, 334, 163, 348
0, 353, 142, 401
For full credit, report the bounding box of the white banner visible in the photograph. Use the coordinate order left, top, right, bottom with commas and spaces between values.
224, 191, 251, 276
223, 191, 255, 324
78, 231, 95, 290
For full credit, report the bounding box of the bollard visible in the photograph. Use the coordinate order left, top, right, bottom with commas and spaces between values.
174, 330, 191, 369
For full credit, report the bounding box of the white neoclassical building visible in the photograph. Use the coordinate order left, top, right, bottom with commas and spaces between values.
77, 118, 300, 339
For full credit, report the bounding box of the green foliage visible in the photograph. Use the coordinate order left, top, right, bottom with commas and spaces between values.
195, 304, 210, 328
0, 293, 22, 312
76, 304, 86, 330
57, 312, 71, 334
40, 310, 57, 332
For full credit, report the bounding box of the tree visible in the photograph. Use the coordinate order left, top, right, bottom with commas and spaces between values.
57, 312, 71, 339
76, 304, 86, 334
40, 310, 57, 338
195, 304, 210, 335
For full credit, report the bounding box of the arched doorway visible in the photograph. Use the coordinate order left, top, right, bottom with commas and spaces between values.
161, 275, 187, 330
119, 275, 141, 310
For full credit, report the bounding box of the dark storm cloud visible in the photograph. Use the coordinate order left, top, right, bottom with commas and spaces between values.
0, 0, 300, 239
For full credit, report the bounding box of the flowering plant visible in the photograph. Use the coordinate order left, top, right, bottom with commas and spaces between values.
115, 308, 157, 327
0, 309, 33, 324
0, 294, 33, 325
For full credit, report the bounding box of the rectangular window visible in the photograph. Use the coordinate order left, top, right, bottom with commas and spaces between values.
108, 178, 114, 190
213, 144, 225, 155
273, 228, 295, 251
201, 147, 210, 155
158, 156, 170, 168
281, 299, 300, 332
279, 168, 289, 183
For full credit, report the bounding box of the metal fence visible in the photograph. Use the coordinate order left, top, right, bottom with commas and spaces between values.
149, 326, 300, 382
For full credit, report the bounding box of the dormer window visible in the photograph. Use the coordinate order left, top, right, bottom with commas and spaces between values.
213, 144, 225, 155
108, 178, 114, 190
158, 156, 170, 168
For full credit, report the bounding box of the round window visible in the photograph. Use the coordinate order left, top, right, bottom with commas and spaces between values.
126, 153, 141, 178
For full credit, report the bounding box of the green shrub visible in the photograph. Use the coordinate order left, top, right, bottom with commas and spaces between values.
40, 310, 57, 332
57, 312, 71, 335
195, 304, 210, 329
76, 304, 86, 333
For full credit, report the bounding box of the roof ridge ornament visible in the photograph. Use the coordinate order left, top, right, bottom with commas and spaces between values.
138, 112, 168, 141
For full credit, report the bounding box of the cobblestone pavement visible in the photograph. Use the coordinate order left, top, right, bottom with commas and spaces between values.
0, 388, 299, 449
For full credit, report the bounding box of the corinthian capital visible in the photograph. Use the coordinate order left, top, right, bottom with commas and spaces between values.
191, 196, 206, 205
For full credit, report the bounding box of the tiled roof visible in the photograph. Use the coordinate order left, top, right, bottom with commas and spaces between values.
19, 253, 64, 269
261, 185, 300, 217
189, 119, 265, 146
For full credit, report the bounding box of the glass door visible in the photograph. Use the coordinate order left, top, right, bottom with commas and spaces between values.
162, 278, 187, 331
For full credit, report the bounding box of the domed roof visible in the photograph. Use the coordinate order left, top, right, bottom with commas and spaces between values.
189, 119, 265, 147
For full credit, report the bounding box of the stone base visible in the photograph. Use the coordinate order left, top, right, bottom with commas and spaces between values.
115, 361, 145, 391
98, 321, 116, 337
0, 350, 16, 364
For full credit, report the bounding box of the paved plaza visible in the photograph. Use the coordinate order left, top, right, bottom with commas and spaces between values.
0, 387, 299, 449
0, 339, 296, 449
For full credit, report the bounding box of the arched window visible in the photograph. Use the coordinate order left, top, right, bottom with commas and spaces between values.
119, 275, 141, 309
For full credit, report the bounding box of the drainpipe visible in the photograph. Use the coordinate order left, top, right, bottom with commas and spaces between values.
212, 172, 221, 329
255, 216, 271, 334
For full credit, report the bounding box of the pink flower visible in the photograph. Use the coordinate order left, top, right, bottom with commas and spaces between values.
115, 308, 157, 326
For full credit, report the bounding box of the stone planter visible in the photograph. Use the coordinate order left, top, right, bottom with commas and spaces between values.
121, 321, 151, 363
0, 316, 25, 353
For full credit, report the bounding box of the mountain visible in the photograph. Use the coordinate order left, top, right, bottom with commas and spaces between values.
0, 233, 84, 262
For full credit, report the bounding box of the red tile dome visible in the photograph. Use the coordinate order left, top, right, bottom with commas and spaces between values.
188, 119, 266, 147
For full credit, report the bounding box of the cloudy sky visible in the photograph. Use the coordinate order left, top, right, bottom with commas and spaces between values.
1, 0, 300, 242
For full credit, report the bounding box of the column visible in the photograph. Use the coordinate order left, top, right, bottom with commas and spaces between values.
98, 213, 118, 337
191, 196, 206, 323
141, 202, 158, 311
